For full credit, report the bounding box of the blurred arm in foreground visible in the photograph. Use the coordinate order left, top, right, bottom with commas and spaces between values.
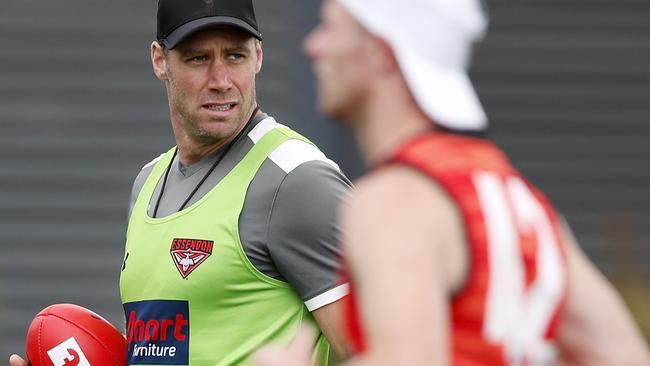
554, 221, 650, 365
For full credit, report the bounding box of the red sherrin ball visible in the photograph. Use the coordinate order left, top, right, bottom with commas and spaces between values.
26, 304, 126, 366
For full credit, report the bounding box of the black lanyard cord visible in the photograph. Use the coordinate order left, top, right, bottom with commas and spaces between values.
152, 106, 261, 218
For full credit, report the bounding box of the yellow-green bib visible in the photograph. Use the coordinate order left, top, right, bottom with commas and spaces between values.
120, 127, 329, 365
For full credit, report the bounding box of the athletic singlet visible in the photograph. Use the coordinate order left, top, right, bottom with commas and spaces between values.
343, 133, 568, 365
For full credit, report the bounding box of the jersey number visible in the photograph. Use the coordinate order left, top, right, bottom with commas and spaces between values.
474, 172, 565, 365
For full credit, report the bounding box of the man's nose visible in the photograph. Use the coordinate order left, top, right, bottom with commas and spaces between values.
303, 29, 319, 60
207, 60, 233, 92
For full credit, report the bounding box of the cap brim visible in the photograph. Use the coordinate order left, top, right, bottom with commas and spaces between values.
160, 16, 262, 49
395, 47, 487, 131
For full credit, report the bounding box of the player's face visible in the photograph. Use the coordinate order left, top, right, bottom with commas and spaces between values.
304, 0, 373, 122
158, 28, 262, 144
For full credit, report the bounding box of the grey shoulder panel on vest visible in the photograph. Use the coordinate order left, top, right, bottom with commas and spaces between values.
240, 158, 352, 301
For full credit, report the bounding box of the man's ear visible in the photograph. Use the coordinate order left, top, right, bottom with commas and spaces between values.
151, 41, 169, 80
367, 37, 399, 76
255, 40, 263, 73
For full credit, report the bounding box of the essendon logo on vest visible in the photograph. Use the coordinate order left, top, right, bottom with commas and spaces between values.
170, 238, 213, 279
123, 300, 189, 365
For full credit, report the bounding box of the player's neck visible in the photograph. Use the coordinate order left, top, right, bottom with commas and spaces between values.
355, 87, 433, 166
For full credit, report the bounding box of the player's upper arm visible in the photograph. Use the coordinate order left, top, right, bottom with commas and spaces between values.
555, 221, 650, 366
341, 165, 465, 366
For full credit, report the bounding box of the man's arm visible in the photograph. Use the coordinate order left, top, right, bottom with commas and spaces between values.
312, 298, 350, 359
338, 166, 460, 366
555, 222, 650, 366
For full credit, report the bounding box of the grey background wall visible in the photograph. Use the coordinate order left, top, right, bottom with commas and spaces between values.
1, 0, 648, 359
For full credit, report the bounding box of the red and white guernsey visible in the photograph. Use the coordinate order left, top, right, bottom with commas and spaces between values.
344, 133, 568, 365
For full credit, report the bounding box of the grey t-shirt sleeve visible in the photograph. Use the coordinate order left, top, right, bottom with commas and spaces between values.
266, 161, 352, 309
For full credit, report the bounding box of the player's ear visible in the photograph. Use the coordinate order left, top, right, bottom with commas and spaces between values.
367, 37, 399, 75
151, 41, 169, 81
255, 40, 263, 73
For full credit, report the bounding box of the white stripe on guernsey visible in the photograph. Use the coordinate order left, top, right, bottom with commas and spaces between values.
248, 117, 289, 143
305, 283, 350, 311
269, 139, 341, 173
142, 153, 165, 170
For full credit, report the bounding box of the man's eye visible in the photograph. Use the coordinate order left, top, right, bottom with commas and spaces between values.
189, 55, 209, 62
228, 53, 245, 61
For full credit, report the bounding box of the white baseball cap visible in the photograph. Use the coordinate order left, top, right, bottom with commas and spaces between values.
338, 0, 489, 131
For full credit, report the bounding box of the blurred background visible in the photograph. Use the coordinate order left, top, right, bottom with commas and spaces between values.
1, 0, 649, 359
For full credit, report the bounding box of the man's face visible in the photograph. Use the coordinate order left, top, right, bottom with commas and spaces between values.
304, 0, 373, 122
154, 28, 262, 144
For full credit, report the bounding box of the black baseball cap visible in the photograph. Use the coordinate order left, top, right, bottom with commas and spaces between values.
157, 0, 262, 49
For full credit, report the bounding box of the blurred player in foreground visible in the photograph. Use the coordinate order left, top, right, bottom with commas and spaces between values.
253, 0, 650, 365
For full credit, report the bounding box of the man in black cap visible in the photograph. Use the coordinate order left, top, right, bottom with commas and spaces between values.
10, 0, 350, 365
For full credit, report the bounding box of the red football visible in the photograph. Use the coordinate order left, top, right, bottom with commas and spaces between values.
26, 304, 126, 366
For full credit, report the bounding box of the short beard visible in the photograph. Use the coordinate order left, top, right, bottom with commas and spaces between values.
166, 69, 216, 142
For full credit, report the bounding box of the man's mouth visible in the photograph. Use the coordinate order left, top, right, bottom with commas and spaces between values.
203, 103, 237, 111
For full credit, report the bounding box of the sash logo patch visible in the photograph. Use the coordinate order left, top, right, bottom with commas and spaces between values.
170, 238, 213, 279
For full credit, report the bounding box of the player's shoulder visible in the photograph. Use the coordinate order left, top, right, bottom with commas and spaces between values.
130, 153, 165, 196
350, 165, 447, 207
341, 165, 466, 283
127, 152, 167, 217
342, 165, 455, 232
141, 153, 166, 171
133, 153, 164, 186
